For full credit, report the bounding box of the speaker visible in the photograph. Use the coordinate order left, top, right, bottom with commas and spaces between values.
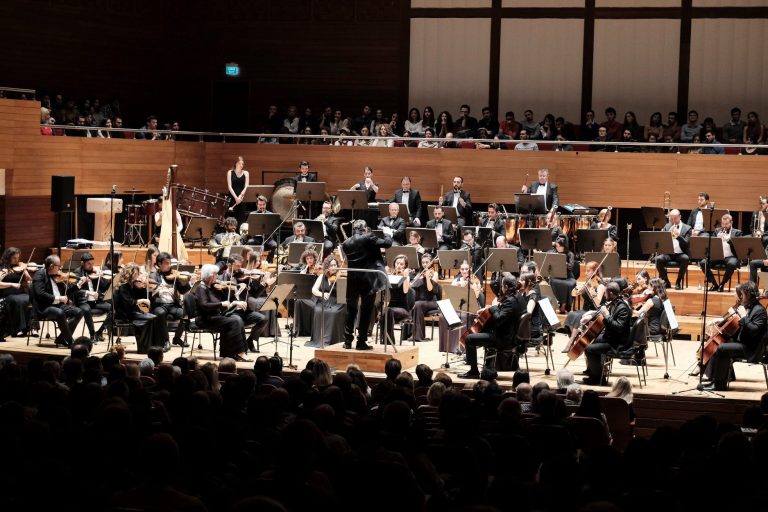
51, 175, 75, 212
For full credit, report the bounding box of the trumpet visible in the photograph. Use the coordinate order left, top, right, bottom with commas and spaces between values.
670, 224, 680, 239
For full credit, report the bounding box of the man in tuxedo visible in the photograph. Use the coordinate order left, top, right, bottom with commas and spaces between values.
426, 206, 454, 250
521, 168, 559, 211
700, 214, 742, 292
31, 255, 84, 347
390, 176, 423, 226
342, 220, 393, 350
483, 203, 507, 248
315, 200, 343, 253
295, 160, 317, 182
440, 176, 473, 227
378, 203, 406, 245
73, 252, 111, 343
687, 192, 713, 236
655, 209, 692, 290
582, 281, 632, 385
282, 221, 316, 247
244, 195, 278, 253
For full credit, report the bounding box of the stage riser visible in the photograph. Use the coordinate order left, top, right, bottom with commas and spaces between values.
57, 247, 216, 266
314, 344, 419, 373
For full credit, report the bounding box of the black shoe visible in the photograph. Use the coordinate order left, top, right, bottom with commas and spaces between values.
581, 369, 591, 375
675, 283, 683, 290
458, 370, 480, 379
717, 284, 725, 292
172, 336, 189, 348
582, 377, 607, 386
55, 337, 71, 348
663, 281, 672, 289
163, 341, 171, 353
708, 285, 719, 292
702, 381, 727, 391
343, 343, 352, 349
355, 343, 374, 351
90, 335, 100, 345
234, 354, 253, 363
94, 331, 105, 341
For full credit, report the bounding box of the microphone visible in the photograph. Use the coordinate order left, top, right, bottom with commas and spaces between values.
112, 184, 117, 194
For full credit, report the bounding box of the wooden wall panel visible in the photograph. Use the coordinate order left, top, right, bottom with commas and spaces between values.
2, 196, 56, 260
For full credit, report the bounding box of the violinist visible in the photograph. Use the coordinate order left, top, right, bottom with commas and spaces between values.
292, 248, 322, 275
438, 260, 486, 354
304, 254, 346, 347
453, 260, 485, 305
700, 213, 742, 292
231, 252, 277, 338
601, 237, 620, 259
548, 237, 577, 314
483, 203, 507, 248
113, 263, 170, 353
382, 254, 414, 342
214, 257, 267, 353
149, 252, 196, 349
627, 270, 653, 309
518, 272, 543, 340
144, 246, 159, 275
411, 254, 442, 342
0, 247, 33, 338
458, 274, 524, 379
209, 217, 242, 268
655, 209, 691, 290
378, 203, 406, 246
103, 250, 124, 273
406, 231, 426, 256
31, 255, 84, 348
591, 208, 619, 241
460, 230, 484, 278
633, 277, 667, 337
73, 252, 112, 343
564, 260, 606, 338
702, 281, 767, 391
582, 281, 632, 385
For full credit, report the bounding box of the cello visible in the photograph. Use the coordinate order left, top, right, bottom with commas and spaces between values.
697, 293, 768, 366
564, 302, 609, 365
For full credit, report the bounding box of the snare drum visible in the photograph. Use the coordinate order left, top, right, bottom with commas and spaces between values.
142, 199, 159, 218
126, 204, 146, 225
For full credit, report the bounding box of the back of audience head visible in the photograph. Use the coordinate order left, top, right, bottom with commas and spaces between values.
171, 356, 189, 375
384, 358, 402, 380
516, 382, 532, 402
433, 371, 453, 388
313, 359, 332, 387
218, 357, 237, 374
426, 381, 446, 406
565, 383, 583, 404
254, 356, 270, 376
147, 346, 164, 366
415, 363, 433, 387
577, 389, 603, 419
512, 370, 530, 389
556, 368, 574, 390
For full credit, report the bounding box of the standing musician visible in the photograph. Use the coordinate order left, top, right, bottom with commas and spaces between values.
216, 257, 267, 353
581, 281, 632, 385
244, 195, 278, 254
349, 166, 379, 202
378, 203, 406, 245
315, 200, 343, 253
209, 217, 242, 269
458, 274, 524, 379
195, 264, 252, 362
411, 254, 441, 342
483, 203, 507, 248
114, 263, 169, 353
73, 252, 112, 343
31, 255, 84, 348
687, 192, 713, 236
0, 247, 33, 338
226, 155, 250, 225
382, 254, 414, 343
426, 206, 454, 251
564, 260, 606, 339
702, 281, 768, 391
750, 196, 768, 246
390, 176, 423, 226
342, 219, 393, 350
548, 237, 578, 314
700, 214, 742, 292
591, 208, 619, 242
521, 168, 559, 211
655, 209, 691, 290
149, 252, 196, 348
439, 176, 472, 227
295, 160, 318, 182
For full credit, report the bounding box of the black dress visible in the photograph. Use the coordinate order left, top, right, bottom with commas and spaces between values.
114, 283, 169, 353
307, 276, 346, 346
228, 170, 247, 224
549, 250, 578, 311
0, 268, 31, 336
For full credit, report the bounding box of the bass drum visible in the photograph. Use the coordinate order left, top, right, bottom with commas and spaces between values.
272, 178, 298, 220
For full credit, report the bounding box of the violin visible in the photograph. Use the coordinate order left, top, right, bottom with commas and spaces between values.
213, 282, 240, 292
54, 271, 79, 284
13, 262, 41, 273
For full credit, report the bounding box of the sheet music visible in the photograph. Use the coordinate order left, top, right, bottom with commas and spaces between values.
663, 299, 678, 331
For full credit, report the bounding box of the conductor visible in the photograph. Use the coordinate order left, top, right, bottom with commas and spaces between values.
342, 219, 393, 350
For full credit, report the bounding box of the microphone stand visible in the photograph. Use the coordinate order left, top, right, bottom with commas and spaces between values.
108, 185, 117, 349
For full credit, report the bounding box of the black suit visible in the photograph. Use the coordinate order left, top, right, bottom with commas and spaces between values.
31, 271, 84, 345
73, 267, 112, 338
378, 216, 406, 245
281, 235, 317, 248
483, 217, 506, 243
527, 181, 560, 210
391, 189, 423, 224
584, 298, 632, 380
655, 222, 692, 286
687, 207, 715, 235
295, 172, 317, 183
700, 228, 742, 287
441, 189, 473, 226
590, 221, 618, 242
342, 232, 393, 345
426, 218, 455, 250
464, 293, 525, 372
317, 214, 343, 252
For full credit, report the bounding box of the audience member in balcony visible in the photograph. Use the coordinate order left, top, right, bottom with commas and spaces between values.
298, 125, 314, 145
687, 134, 703, 154
474, 128, 505, 150
417, 127, 439, 148
334, 127, 354, 146
167, 120, 181, 141
744, 111, 764, 144
389, 111, 402, 136
259, 104, 282, 143
60, 98, 79, 124
329, 109, 350, 135
454, 104, 478, 138
111, 117, 125, 139
617, 129, 640, 152
623, 111, 642, 140
554, 116, 572, 139
298, 107, 317, 133
702, 129, 725, 155
476, 107, 499, 137
680, 109, 702, 143
318, 106, 333, 131
51, 93, 64, 121
642, 133, 662, 153
499, 111, 521, 139
354, 126, 373, 146
372, 123, 395, 147
283, 105, 299, 140
580, 109, 599, 141
538, 114, 556, 141
740, 135, 766, 155
314, 127, 332, 145
66, 115, 95, 137
554, 134, 574, 152
662, 111, 681, 141
436, 110, 454, 138
40, 107, 52, 135
700, 117, 717, 140
370, 108, 387, 134
601, 107, 622, 141
521, 109, 540, 139
135, 115, 160, 140
97, 118, 113, 138
514, 129, 539, 151
644, 111, 664, 141
590, 126, 611, 152
722, 107, 745, 143
91, 99, 105, 126
404, 107, 423, 137
422, 105, 436, 133
352, 105, 373, 135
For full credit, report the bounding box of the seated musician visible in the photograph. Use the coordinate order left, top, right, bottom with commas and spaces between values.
295, 160, 318, 182
460, 230, 484, 277
0, 247, 33, 338
305, 254, 346, 347
73, 252, 112, 343
439, 176, 472, 227
627, 270, 654, 310
439, 260, 486, 354
382, 254, 414, 342
518, 272, 543, 340
153, 202, 183, 244
349, 166, 379, 202
378, 203, 406, 246
390, 176, 423, 226
582, 281, 632, 385
149, 251, 196, 348
209, 217, 242, 269
144, 246, 159, 275
103, 250, 124, 273
216, 256, 267, 353
237, 250, 277, 338
195, 263, 253, 362
453, 260, 485, 306
565, 260, 606, 338
244, 195, 278, 253
458, 274, 524, 379
602, 237, 619, 257
113, 263, 169, 353
426, 206, 454, 250
655, 209, 691, 290
292, 248, 322, 274
521, 168, 559, 211
634, 277, 668, 337
411, 254, 441, 342
406, 231, 426, 255
548, 237, 578, 314
687, 192, 714, 236
752, 196, 768, 247
31, 255, 84, 348
591, 208, 619, 241
315, 200, 343, 253
282, 221, 316, 246
483, 203, 507, 248
700, 213, 741, 292
702, 282, 768, 391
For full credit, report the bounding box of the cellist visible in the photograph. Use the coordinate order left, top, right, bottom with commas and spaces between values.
702, 282, 767, 391
458, 274, 524, 379
582, 281, 632, 385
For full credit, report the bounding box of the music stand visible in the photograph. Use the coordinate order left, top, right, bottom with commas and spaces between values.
256, 282, 295, 361
437, 297, 466, 368
639, 231, 674, 257
533, 252, 567, 279
437, 249, 471, 277
700, 208, 729, 232
514, 193, 547, 214
296, 182, 326, 218
641, 206, 667, 230
378, 203, 410, 222
246, 213, 282, 245
731, 236, 766, 262
428, 205, 458, 224
285, 242, 324, 265
297, 219, 324, 242
485, 248, 519, 274
583, 252, 621, 278
576, 229, 609, 253
183, 217, 218, 243
410, 228, 438, 249
519, 228, 552, 253
385, 246, 419, 268
463, 226, 494, 247
689, 235, 724, 262
445, 284, 479, 315
244, 185, 275, 202
336, 190, 369, 220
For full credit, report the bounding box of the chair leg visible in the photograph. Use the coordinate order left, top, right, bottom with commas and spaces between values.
763, 364, 768, 390
669, 341, 676, 366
